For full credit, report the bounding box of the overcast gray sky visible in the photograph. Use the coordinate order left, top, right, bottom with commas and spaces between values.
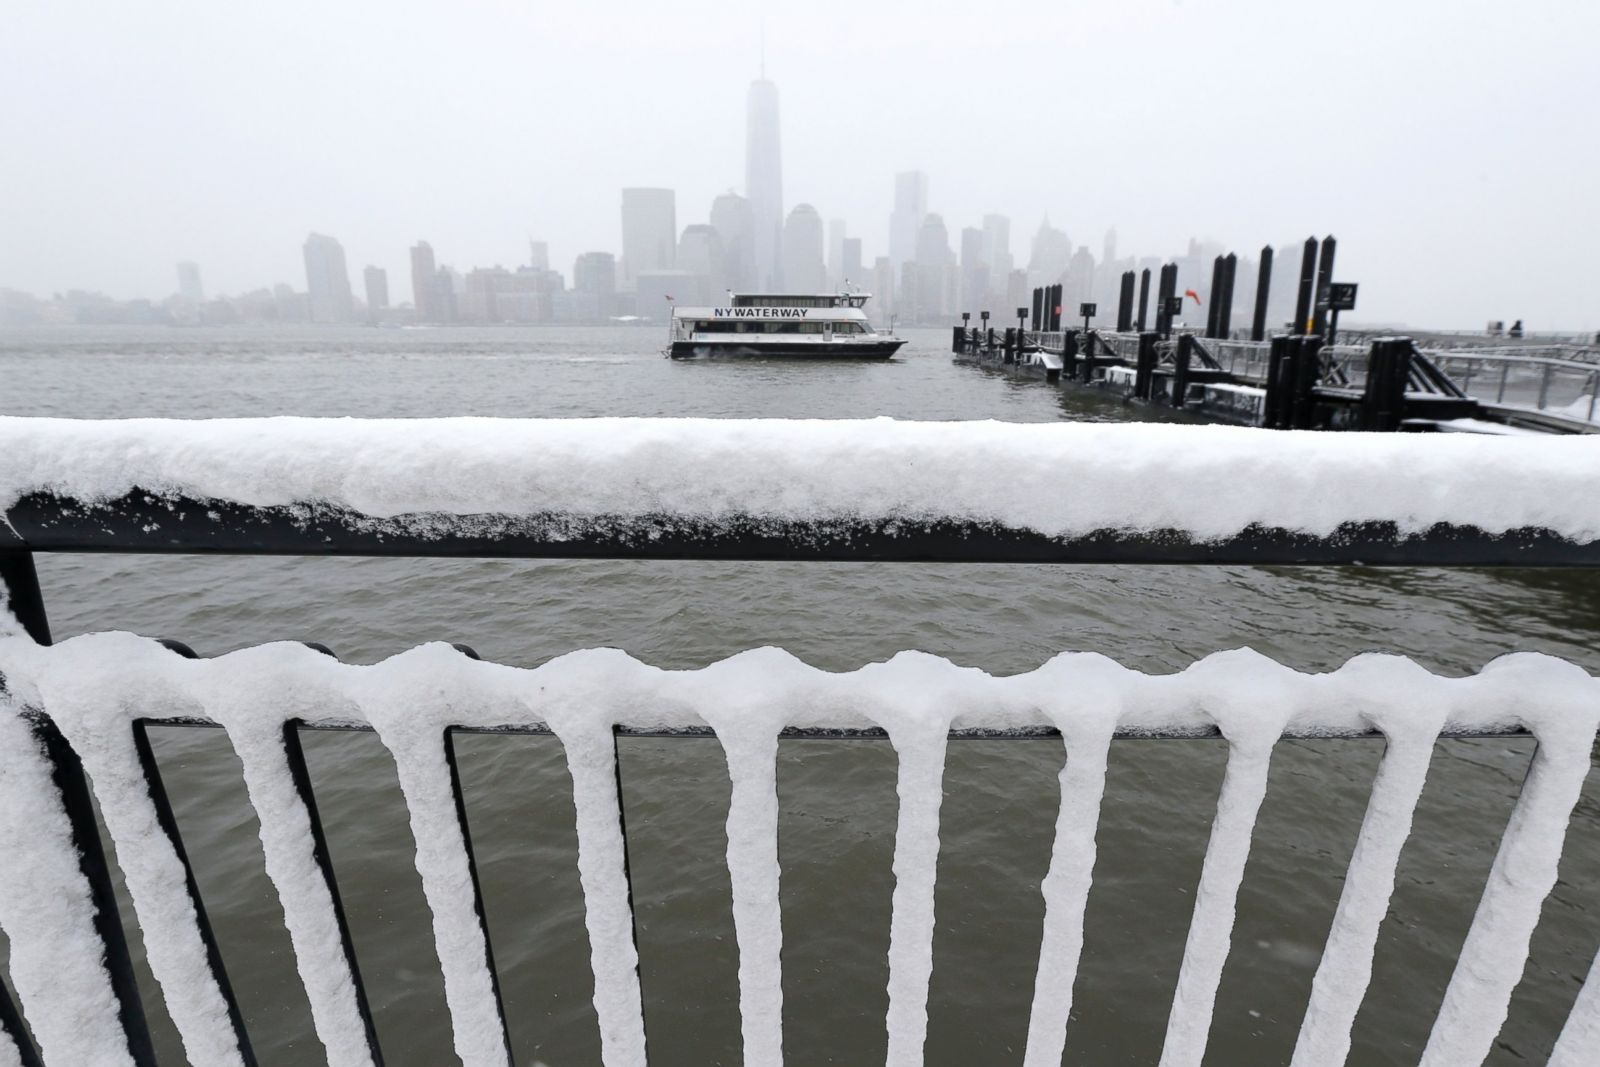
3, 0, 1596, 329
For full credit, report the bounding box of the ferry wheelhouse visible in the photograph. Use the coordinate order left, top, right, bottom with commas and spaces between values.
667, 292, 906, 359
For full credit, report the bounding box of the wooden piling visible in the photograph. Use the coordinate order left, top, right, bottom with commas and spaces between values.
1172, 333, 1195, 407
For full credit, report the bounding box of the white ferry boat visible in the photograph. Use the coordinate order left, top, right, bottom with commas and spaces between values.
666, 292, 906, 359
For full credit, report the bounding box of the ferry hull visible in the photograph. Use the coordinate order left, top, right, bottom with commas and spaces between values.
668, 339, 906, 360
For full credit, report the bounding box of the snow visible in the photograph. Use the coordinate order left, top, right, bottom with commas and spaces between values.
1, 633, 1598, 1067
1, 636, 249, 1067
2, 416, 1600, 542
0, 686, 136, 1067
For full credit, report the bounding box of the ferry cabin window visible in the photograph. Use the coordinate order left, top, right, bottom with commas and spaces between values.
693, 320, 825, 334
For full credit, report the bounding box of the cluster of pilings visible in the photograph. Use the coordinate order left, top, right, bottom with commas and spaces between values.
1006, 235, 1345, 346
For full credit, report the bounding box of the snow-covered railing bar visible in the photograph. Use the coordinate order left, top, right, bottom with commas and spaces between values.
3, 629, 1600, 1067
2, 417, 1600, 556
9, 492, 1600, 568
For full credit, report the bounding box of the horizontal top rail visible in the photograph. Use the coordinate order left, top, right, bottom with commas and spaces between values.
2, 417, 1599, 565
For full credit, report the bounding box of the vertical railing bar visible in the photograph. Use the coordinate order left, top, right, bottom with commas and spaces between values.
0, 976, 43, 1067
279, 721, 386, 1067
440, 726, 515, 1064
131, 718, 258, 1067
4, 549, 157, 1067
610, 724, 650, 1047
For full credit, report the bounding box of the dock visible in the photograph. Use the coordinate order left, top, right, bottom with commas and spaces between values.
950, 236, 1599, 435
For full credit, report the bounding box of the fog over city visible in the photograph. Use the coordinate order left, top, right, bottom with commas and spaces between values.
3, 0, 1597, 330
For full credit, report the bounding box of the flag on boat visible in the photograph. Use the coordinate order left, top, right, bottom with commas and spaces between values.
1184, 289, 1202, 307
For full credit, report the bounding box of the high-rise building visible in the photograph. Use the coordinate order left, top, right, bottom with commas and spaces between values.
959, 227, 986, 312
676, 224, 726, 304
573, 251, 617, 321
302, 233, 355, 323
841, 237, 863, 292
745, 77, 783, 291
176, 262, 203, 303
889, 171, 928, 272
982, 214, 1013, 283
363, 266, 388, 322
1028, 218, 1072, 287
528, 240, 549, 272
827, 219, 847, 290
781, 204, 826, 293
620, 188, 676, 283
410, 241, 437, 320
913, 213, 953, 321
711, 192, 755, 292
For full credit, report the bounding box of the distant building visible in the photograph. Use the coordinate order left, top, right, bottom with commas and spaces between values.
302, 233, 355, 323
781, 204, 826, 293
621, 188, 676, 283
959, 227, 986, 312
528, 240, 549, 272
841, 237, 863, 292
410, 241, 438, 321
176, 262, 204, 304
676, 224, 726, 305
363, 266, 388, 322
1028, 219, 1072, 288
889, 171, 928, 273
572, 251, 617, 321
745, 78, 783, 291
827, 218, 847, 291
982, 214, 1013, 282
711, 192, 755, 292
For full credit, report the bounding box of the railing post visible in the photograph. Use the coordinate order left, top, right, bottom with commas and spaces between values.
1588, 371, 1598, 423
0, 551, 159, 1067
1251, 245, 1273, 342
1135, 332, 1158, 400
1218, 253, 1237, 339
1, 980, 43, 1067
1292, 336, 1324, 429
1537, 362, 1553, 410
1263, 337, 1285, 428
1310, 235, 1337, 339
1172, 334, 1195, 407
1293, 236, 1317, 335
1205, 257, 1224, 338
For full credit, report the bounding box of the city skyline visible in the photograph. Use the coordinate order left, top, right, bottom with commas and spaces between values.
2, 0, 1597, 330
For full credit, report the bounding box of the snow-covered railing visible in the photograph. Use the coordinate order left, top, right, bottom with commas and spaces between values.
4, 416, 1600, 1067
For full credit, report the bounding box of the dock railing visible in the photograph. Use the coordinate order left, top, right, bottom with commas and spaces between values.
3, 417, 1600, 1067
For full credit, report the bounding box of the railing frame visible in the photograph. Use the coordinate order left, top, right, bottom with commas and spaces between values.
4, 494, 1600, 1065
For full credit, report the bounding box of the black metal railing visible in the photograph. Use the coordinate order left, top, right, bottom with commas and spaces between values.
4, 489, 1600, 1067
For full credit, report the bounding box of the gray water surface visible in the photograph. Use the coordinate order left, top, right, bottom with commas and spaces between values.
3, 325, 1598, 1066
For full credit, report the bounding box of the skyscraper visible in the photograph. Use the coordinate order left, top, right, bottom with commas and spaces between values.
889, 171, 928, 273
982, 214, 1013, 282
410, 241, 437, 321
528, 240, 549, 272
573, 251, 617, 321
620, 188, 676, 283
302, 233, 354, 323
745, 77, 783, 291
827, 219, 847, 290
710, 192, 755, 292
841, 237, 863, 292
781, 204, 825, 293
363, 266, 388, 322
176, 262, 203, 303
676, 224, 726, 304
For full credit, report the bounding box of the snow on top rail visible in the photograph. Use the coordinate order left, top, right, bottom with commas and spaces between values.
2, 416, 1599, 541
